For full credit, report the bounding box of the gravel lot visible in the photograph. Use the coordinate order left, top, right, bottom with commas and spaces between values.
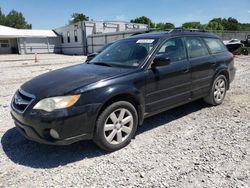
0, 54, 249, 187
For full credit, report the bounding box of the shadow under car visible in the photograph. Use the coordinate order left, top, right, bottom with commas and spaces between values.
1, 99, 208, 169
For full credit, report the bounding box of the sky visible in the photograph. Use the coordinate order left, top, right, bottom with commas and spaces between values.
0, 0, 250, 29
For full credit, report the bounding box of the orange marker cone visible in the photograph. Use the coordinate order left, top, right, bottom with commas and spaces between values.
35, 53, 39, 63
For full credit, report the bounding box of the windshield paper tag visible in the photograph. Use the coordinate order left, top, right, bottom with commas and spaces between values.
136, 39, 154, 44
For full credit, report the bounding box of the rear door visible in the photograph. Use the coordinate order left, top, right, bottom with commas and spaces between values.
203, 37, 230, 67
145, 37, 192, 113
184, 37, 216, 99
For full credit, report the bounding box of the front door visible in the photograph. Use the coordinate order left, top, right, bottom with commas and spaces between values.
145, 37, 192, 114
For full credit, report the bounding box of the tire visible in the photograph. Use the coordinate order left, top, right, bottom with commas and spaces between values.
204, 75, 228, 105
242, 49, 249, 56
93, 101, 138, 151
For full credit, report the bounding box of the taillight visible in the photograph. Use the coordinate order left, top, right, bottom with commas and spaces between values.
229, 52, 235, 59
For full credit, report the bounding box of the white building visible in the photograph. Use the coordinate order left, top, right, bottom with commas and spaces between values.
0, 21, 149, 55
0, 25, 60, 54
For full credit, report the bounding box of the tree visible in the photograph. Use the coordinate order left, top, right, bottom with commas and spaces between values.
3, 10, 31, 29
224, 17, 239, 31
210, 18, 223, 24
164, 22, 175, 29
239, 23, 250, 31
130, 16, 155, 28
209, 17, 239, 31
182, 22, 203, 29
156, 22, 175, 30
0, 8, 6, 25
69, 13, 89, 24
205, 21, 224, 31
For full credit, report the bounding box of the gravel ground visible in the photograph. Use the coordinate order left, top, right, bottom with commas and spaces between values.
0, 54, 249, 187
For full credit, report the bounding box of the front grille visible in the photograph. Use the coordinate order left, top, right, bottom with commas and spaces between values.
12, 89, 35, 113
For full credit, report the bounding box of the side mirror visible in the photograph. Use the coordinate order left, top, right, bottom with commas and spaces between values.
151, 56, 171, 68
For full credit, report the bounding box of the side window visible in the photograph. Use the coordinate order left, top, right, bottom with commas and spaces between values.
204, 38, 227, 54
67, 31, 70, 43
156, 38, 187, 62
185, 37, 209, 58
0, 39, 9, 48
74, 30, 78, 42
61, 34, 64, 44
138, 43, 154, 52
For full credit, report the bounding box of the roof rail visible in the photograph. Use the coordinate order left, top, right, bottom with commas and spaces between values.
130, 29, 156, 36
168, 27, 207, 33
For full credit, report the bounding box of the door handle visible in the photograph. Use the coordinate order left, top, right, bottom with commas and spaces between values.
183, 68, 189, 73
211, 62, 216, 66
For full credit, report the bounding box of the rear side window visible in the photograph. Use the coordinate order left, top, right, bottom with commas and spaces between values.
204, 38, 227, 54
185, 37, 209, 59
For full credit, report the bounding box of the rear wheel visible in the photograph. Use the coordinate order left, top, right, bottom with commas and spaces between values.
93, 101, 138, 151
204, 75, 227, 105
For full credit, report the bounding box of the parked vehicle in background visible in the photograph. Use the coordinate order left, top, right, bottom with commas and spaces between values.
224, 39, 243, 53
11, 28, 236, 151
241, 34, 250, 47
86, 43, 113, 62
240, 35, 250, 55
224, 37, 249, 55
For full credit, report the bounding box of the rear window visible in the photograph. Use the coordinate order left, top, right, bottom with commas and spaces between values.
185, 37, 209, 59
204, 38, 227, 54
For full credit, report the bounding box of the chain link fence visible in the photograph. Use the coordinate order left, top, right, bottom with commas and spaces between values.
210, 30, 250, 40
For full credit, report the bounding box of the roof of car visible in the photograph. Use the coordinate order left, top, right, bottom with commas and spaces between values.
129, 29, 220, 40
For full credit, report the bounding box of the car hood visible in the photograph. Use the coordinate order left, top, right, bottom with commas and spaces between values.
21, 64, 133, 99
88, 52, 98, 56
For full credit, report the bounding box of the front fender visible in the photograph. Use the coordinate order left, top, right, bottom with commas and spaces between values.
93, 85, 145, 126
95, 85, 144, 104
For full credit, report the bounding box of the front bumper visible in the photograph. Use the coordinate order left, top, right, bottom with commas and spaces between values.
11, 103, 101, 145
14, 120, 91, 145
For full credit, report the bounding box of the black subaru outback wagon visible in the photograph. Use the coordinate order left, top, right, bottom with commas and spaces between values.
11, 29, 236, 151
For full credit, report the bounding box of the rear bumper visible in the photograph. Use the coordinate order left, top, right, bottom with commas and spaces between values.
11, 103, 101, 145
229, 67, 236, 83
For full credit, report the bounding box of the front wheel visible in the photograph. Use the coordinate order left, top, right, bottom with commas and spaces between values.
204, 75, 228, 105
93, 101, 138, 151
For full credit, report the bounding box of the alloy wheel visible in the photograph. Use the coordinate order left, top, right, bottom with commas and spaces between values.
104, 108, 134, 145
214, 78, 226, 103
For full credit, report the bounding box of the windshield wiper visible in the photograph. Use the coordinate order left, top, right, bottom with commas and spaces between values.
92, 62, 112, 67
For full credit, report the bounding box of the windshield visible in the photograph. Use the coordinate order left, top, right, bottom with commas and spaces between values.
97, 43, 113, 53
89, 38, 158, 68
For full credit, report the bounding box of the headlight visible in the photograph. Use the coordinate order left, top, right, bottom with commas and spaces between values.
33, 95, 80, 112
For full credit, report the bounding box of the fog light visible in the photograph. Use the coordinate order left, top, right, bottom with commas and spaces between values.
50, 129, 59, 139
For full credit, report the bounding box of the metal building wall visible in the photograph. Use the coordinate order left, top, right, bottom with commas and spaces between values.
83, 21, 148, 36
87, 30, 148, 53
54, 21, 149, 55
54, 22, 85, 55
